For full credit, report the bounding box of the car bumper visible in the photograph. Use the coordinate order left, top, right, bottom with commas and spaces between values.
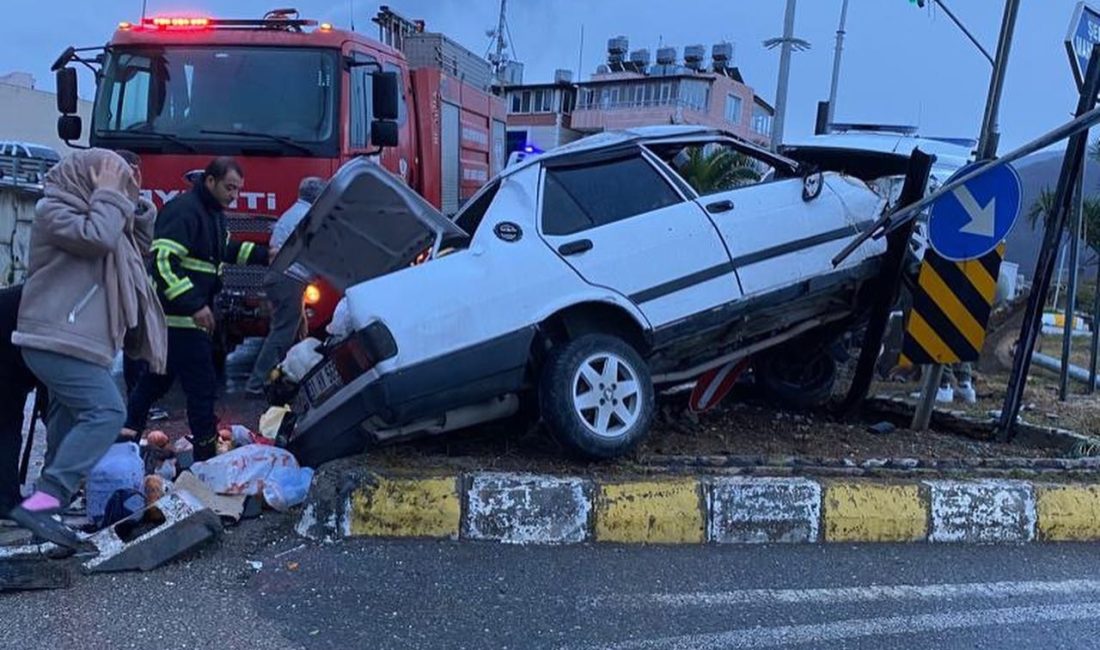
286, 327, 536, 465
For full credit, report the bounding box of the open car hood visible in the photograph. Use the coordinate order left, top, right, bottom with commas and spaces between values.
271, 157, 468, 292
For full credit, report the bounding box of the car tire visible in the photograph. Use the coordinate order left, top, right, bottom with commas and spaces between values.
539, 334, 655, 460
754, 345, 838, 410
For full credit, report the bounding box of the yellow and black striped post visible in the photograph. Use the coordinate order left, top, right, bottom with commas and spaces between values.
901, 243, 1005, 366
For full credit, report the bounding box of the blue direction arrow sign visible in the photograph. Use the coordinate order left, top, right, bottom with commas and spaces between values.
1067, 1, 1100, 89
927, 162, 1022, 262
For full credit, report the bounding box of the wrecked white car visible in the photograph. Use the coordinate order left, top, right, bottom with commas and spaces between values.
272, 126, 893, 465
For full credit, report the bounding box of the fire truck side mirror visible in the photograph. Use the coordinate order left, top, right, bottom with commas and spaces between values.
56, 68, 79, 115
58, 115, 83, 143
372, 71, 400, 122
371, 120, 399, 148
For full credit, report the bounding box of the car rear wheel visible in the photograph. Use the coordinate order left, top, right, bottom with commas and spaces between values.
754, 344, 838, 410
539, 334, 655, 460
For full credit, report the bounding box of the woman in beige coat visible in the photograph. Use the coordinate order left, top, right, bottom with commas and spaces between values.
10, 149, 166, 548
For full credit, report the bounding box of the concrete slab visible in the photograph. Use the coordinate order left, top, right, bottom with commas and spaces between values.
594, 479, 705, 544
708, 477, 821, 544
346, 475, 461, 539
465, 473, 592, 545
927, 480, 1036, 543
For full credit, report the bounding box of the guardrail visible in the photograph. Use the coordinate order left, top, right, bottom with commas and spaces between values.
0, 155, 53, 192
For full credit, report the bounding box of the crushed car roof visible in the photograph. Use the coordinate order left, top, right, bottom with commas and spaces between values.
499, 125, 796, 179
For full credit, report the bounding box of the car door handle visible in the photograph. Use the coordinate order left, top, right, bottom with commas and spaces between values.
558, 239, 593, 256
706, 200, 735, 214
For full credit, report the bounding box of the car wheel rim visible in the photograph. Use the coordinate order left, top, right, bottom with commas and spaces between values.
571, 352, 642, 439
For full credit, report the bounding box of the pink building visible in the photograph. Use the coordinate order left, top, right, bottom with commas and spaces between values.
504, 39, 774, 154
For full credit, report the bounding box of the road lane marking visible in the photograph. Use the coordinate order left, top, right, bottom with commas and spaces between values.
585, 602, 1100, 650
589, 579, 1100, 608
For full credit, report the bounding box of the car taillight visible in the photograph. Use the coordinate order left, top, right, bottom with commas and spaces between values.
304, 283, 322, 305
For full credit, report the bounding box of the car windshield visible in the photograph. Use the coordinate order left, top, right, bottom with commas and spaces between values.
92, 46, 338, 153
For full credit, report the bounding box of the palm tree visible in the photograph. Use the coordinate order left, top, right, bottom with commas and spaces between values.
675, 147, 761, 194
1027, 187, 1100, 253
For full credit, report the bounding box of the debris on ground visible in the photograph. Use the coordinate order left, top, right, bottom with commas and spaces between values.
867, 421, 897, 436
0, 558, 71, 591
83, 490, 222, 573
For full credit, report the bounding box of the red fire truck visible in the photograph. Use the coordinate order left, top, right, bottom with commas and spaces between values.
52, 7, 507, 359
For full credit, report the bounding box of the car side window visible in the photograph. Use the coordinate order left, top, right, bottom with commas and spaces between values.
542, 154, 682, 236
660, 142, 771, 197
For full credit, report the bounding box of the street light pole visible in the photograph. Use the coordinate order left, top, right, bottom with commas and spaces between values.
826, 0, 850, 131
975, 0, 1020, 161
771, 0, 798, 149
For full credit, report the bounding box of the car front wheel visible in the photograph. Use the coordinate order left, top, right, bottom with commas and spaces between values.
539, 334, 655, 460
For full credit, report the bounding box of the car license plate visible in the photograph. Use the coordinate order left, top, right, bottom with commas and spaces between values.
305, 360, 343, 405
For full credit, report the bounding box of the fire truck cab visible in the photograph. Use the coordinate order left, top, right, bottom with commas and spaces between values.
52, 7, 506, 358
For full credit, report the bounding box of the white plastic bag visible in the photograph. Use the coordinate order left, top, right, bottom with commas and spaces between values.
281, 337, 323, 383
190, 445, 300, 496
262, 466, 315, 512
327, 297, 352, 337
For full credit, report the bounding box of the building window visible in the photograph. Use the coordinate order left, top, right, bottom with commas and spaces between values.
752, 105, 773, 135
511, 93, 521, 113
725, 94, 743, 125
521, 91, 532, 113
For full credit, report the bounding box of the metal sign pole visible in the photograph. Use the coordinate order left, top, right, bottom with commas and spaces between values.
1000, 43, 1100, 437
1060, 168, 1086, 400
1089, 260, 1100, 392
911, 0, 1019, 430
1089, 255, 1100, 393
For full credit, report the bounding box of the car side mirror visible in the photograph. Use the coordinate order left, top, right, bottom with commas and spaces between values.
58, 115, 83, 142
371, 71, 399, 121
371, 120, 399, 148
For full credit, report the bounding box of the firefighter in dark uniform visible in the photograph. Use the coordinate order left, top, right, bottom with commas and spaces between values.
124, 157, 270, 461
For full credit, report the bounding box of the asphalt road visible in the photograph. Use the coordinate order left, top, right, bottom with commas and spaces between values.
4, 515, 1100, 650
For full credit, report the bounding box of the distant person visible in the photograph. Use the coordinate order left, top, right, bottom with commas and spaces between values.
11, 149, 166, 548
125, 157, 271, 462
246, 176, 325, 394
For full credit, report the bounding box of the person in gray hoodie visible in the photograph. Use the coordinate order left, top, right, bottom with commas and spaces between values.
9, 148, 167, 549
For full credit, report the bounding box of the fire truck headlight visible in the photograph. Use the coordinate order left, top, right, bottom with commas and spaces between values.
304, 283, 322, 305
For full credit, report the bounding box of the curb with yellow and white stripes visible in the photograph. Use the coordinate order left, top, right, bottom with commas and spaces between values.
295, 472, 1100, 545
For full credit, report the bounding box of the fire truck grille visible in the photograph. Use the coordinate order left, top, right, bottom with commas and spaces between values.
222, 213, 273, 293
226, 213, 274, 236
222, 265, 268, 293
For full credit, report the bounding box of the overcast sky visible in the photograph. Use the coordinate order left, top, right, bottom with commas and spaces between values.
1, 0, 1088, 150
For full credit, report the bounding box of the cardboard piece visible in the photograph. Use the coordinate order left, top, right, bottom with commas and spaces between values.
173, 472, 246, 523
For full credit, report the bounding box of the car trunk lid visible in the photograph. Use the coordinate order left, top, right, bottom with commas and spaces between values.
271, 158, 469, 292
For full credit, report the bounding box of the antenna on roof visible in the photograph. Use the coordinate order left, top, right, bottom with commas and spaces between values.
140, 0, 147, 23
350, 0, 355, 31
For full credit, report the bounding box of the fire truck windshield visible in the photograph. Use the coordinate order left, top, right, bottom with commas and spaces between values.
92, 46, 339, 155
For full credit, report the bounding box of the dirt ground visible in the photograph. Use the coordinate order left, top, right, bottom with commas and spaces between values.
873, 333, 1100, 438
147, 385, 1059, 476
139, 337, 1096, 473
